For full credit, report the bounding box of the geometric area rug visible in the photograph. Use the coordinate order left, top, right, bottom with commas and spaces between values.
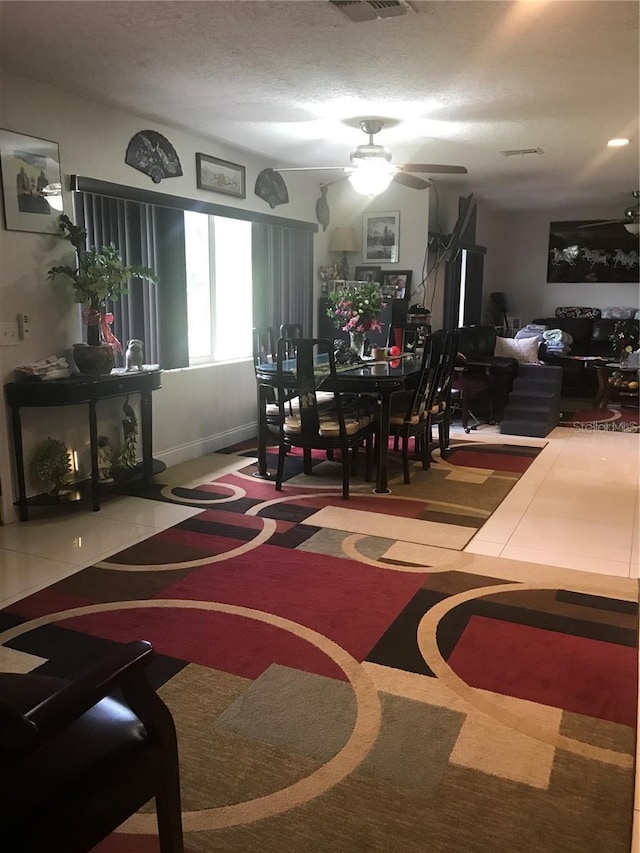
0, 445, 637, 852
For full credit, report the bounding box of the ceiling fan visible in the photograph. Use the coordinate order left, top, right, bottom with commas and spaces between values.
578, 190, 640, 234
274, 119, 468, 197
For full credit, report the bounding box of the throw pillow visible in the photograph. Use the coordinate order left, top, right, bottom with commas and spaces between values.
494, 336, 540, 363
602, 306, 637, 319
555, 307, 601, 319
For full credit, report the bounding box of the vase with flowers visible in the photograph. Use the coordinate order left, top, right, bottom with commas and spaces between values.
47, 214, 158, 376
610, 319, 640, 365
327, 281, 385, 358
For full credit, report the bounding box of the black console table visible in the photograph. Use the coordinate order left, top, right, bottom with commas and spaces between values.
5, 369, 163, 521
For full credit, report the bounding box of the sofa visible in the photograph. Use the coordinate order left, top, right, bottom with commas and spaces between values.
531, 313, 638, 396
455, 325, 519, 420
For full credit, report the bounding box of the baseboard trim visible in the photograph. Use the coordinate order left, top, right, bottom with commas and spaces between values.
155, 421, 258, 469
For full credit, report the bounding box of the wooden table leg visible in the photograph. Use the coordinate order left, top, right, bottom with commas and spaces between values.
374, 390, 392, 494
254, 383, 272, 479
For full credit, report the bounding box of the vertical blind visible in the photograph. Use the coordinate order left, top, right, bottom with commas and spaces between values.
73, 183, 316, 368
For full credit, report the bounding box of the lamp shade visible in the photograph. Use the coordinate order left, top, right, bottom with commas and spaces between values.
329, 226, 360, 253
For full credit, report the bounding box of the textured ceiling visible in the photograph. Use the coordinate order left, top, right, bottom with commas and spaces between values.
0, 0, 638, 211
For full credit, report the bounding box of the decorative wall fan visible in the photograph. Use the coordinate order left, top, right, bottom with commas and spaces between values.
578, 190, 640, 234
274, 119, 467, 197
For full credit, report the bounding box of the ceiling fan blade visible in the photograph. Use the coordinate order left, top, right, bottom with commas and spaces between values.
274, 166, 349, 172
392, 172, 431, 190
398, 163, 468, 175
576, 220, 622, 228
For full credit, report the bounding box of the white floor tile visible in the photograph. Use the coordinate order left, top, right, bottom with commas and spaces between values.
0, 513, 154, 568
499, 544, 632, 578
95, 495, 200, 528
469, 509, 523, 545
463, 540, 504, 557
505, 513, 633, 564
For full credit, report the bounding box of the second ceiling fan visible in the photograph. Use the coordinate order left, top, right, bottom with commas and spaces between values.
275, 119, 468, 196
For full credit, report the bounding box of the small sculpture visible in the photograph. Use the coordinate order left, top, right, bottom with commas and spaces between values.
118, 397, 139, 468
97, 435, 114, 483
125, 339, 144, 371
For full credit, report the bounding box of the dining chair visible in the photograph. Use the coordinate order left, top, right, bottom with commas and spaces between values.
388, 334, 442, 484
0, 640, 184, 853
274, 337, 375, 499
427, 328, 459, 458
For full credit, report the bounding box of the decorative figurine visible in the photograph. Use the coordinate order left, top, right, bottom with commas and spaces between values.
32, 437, 72, 496
125, 339, 144, 371
97, 435, 114, 483
118, 397, 139, 468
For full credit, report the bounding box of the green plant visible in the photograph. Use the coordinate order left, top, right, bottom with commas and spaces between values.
327, 281, 385, 334
31, 437, 71, 492
47, 214, 158, 345
610, 319, 639, 358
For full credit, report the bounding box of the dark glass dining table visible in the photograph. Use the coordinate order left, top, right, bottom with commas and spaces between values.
254, 354, 422, 494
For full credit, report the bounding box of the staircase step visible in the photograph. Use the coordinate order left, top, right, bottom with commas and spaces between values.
500, 418, 554, 437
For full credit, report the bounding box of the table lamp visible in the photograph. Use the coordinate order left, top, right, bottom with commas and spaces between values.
329, 226, 360, 280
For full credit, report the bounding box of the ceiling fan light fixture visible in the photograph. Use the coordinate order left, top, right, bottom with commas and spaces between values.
623, 222, 640, 235
348, 161, 395, 197
607, 138, 630, 147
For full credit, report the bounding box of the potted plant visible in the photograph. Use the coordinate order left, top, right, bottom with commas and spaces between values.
47, 214, 158, 376
31, 437, 72, 496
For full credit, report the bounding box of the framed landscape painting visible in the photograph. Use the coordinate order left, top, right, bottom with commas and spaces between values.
196, 153, 246, 198
0, 129, 63, 233
363, 211, 399, 264
547, 220, 639, 283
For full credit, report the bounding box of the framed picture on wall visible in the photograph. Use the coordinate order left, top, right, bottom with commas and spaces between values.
354, 265, 382, 283
0, 129, 63, 233
381, 270, 412, 299
362, 211, 400, 264
547, 220, 639, 283
196, 153, 246, 198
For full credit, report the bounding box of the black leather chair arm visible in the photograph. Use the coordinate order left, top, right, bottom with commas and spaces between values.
0, 640, 154, 754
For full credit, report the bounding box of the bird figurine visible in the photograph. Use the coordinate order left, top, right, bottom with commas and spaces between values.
315, 184, 330, 231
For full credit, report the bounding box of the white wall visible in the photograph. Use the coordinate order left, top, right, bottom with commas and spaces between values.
0, 71, 318, 523
485, 205, 639, 323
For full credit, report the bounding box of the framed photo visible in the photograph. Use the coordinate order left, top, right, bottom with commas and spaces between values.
354, 265, 382, 283
196, 153, 246, 198
381, 269, 412, 299
363, 211, 400, 264
0, 129, 63, 233
547, 220, 639, 283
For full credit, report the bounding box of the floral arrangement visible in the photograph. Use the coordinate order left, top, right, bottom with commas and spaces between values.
327, 281, 385, 334
610, 319, 639, 359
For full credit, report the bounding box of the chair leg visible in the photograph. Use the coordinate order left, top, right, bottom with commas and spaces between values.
401, 435, 410, 484
341, 453, 350, 499
155, 763, 185, 853
276, 441, 287, 490
420, 428, 430, 470
303, 448, 313, 474
364, 433, 373, 482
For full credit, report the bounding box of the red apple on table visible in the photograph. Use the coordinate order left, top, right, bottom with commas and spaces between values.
388, 345, 401, 357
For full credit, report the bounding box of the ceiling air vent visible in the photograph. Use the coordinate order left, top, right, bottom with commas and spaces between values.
329, 1, 415, 23
501, 147, 545, 157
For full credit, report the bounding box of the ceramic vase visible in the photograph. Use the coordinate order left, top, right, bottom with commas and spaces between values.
349, 331, 365, 358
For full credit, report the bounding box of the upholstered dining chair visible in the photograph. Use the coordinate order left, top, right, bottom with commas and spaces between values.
388, 334, 442, 484
427, 328, 459, 459
0, 639, 184, 853
274, 337, 375, 499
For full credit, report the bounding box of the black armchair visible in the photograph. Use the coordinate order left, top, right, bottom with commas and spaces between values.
0, 640, 184, 853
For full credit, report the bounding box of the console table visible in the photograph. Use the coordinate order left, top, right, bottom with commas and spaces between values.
5, 369, 164, 520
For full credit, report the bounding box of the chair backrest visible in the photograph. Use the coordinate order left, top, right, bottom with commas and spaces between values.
431, 328, 459, 412
395, 335, 442, 423
279, 323, 303, 340
276, 337, 346, 440
253, 326, 275, 367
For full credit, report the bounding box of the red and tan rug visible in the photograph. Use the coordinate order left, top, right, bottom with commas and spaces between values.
558, 402, 639, 432
0, 444, 637, 852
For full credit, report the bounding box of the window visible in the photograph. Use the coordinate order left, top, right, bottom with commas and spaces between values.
185, 211, 252, 365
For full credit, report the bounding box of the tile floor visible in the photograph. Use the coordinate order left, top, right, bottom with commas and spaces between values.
0, 421, 638, 846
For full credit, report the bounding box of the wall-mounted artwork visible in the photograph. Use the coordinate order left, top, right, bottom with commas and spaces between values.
0, 129, 63, 233
196, 153, 245, 198
254, 168, 289, 208
363, 211, 399, 263
125, 130, 182, 183
547, 220, 639, 284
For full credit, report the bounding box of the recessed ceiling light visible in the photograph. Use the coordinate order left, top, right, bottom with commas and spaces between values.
607, 138, 630, 147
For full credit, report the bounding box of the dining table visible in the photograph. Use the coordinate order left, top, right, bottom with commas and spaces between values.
254, 354, 423, 494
